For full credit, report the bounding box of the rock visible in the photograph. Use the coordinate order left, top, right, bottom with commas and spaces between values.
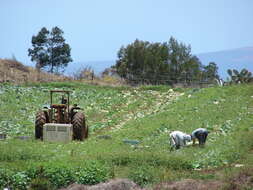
59, 179, 141, 190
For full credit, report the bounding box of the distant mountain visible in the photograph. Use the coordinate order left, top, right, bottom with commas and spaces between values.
65, 60, 115, 76
197, 47, 253, 79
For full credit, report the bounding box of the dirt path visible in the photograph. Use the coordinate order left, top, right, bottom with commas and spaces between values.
111, 90, 183, 132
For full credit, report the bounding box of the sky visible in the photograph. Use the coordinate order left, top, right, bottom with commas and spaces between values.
1, 0, 253, 66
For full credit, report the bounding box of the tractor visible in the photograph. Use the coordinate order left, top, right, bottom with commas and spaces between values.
35, 90, 88, 141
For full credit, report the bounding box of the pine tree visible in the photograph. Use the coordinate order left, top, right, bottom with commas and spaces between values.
28, 26, 72, 73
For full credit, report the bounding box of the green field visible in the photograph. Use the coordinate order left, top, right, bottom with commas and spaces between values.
0, 82, 252, 189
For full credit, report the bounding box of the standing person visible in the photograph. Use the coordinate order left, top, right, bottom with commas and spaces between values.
169, 131, 192, 150
192, 128, 209, 146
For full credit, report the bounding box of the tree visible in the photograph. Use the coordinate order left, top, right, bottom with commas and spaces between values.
28, 26, 72, 73
114, 37, 208, 85
73, 66, 95, 80
167, 37, 192, 82
115, 39, 170, 84
203, 62, 219, 81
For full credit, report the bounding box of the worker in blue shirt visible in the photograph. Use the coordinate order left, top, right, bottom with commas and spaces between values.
192, 128, 209, 145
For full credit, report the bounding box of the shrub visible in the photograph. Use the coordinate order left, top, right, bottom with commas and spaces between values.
128, 166, 155, 187
0, 169, 30, 190
43, 166, 75, 188
0, 161, 111, 189
75, 161, 111, 185
0, 169, 12, 189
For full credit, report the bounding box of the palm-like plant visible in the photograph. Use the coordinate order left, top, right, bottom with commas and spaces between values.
227, 68, 252, 83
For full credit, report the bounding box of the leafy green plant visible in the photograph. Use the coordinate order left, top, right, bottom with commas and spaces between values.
43, 166, 75, 187
75, 161, 110, 185
0, 169, 12, 189
0, 169, 30, 190
129, 166, 155, 187
0, 162, 111, 189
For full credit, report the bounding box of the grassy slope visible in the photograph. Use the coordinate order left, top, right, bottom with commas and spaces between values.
0, 82, 252, 188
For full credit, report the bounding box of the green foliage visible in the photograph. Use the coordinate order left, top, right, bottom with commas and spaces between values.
0, 83, 252, 188
115, 37, 219, 85
227, 68, 252, 83
203, 62, 219, 81
0, 169, 30, 190
129, 166, 155, 186
28, 26, 72, 73
43, 165, 76, 187
75, 161, 110, 185
0, 169, 12, 189
0, 161, 111, 189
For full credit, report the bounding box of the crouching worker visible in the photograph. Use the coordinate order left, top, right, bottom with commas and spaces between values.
192, 128, 209, 146
169, 131, 192, 151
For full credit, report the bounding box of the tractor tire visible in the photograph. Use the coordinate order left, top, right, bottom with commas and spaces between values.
35, 111, 47, 140
72, 112, 88, 141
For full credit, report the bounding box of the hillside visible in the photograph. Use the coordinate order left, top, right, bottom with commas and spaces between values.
0, 83, 252, 189
0, 59, 69, 83
198, 47, 253, 79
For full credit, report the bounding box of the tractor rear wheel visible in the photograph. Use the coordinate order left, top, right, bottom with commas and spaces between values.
35, 111, 47, 139
72, 112, 88, 140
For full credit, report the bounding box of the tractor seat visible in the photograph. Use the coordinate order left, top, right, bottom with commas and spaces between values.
51, 104, 67, 109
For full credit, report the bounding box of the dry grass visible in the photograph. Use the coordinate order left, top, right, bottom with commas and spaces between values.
77, 76, 127, 87
0, 59, 125, 86
0, 59, 70, 83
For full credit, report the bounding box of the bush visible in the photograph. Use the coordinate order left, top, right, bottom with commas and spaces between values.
75, 161, 111, 185
0, 169, 30, 190
0, 161, 111, 189
0, 169, 12, 189
128, 166, 155, 187
43, 165, 76, 188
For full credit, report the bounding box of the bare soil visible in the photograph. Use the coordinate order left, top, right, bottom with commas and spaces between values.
59, 179, 141, 190
153, 179, 224, 190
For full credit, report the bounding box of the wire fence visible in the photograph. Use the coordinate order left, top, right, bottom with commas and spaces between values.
119, 73, 218, 87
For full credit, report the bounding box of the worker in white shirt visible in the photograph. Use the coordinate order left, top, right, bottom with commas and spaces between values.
169, 131, 192, 150
192, 128, 209, 146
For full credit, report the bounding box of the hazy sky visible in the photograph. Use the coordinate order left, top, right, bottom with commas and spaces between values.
1, 0, 253, 65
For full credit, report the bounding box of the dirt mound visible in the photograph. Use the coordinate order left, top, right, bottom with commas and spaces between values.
223, 168, 253, 190
59, 179, 142, 190
153, 168, 253, 190
0, 59, 70, 83
153, 179, 224, 190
